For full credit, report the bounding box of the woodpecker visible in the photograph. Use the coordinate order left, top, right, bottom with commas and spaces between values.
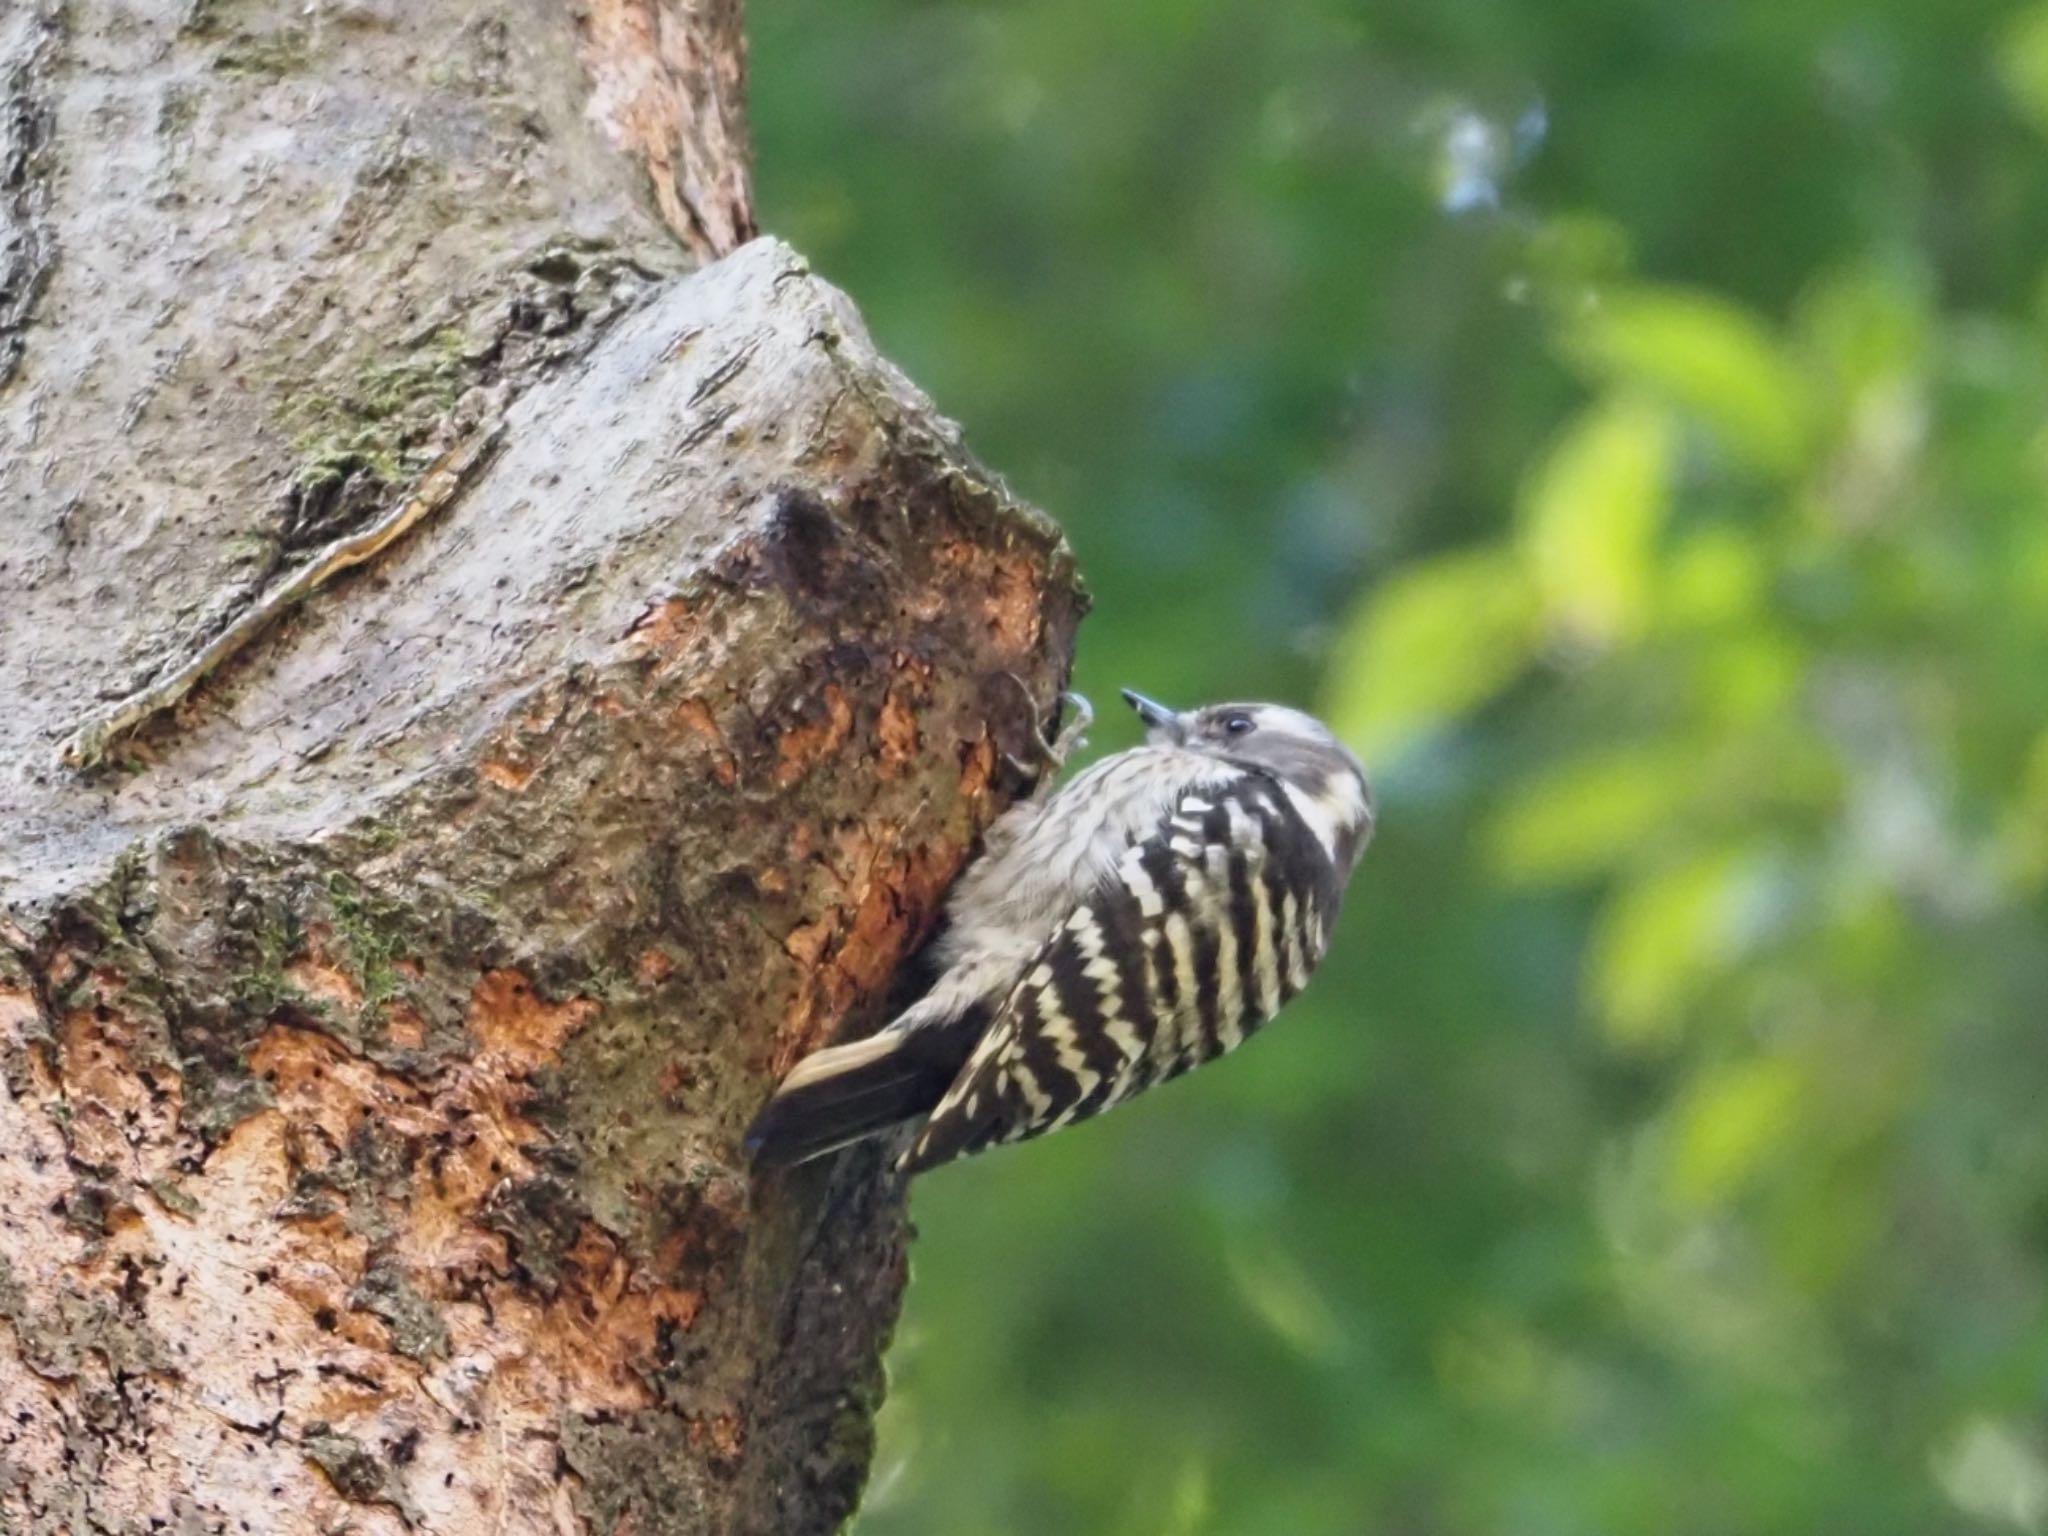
744, 688, 1374, 1175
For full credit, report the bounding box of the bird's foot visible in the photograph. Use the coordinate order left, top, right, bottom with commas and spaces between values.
1000, 677, 1091, 789
1040, 690, 1093, 768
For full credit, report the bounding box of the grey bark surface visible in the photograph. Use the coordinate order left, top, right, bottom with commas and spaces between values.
0, 5, 1082, 1533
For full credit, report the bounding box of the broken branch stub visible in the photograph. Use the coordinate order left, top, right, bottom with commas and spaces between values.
0, 238, 1086, 1532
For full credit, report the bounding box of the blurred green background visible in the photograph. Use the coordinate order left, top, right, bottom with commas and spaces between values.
750, 1, 2048, 1531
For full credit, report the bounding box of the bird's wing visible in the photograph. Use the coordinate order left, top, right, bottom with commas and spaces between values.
902, 772, 1345, 1173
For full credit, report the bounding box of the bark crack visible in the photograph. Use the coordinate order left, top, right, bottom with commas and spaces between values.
59, 422, 505, 772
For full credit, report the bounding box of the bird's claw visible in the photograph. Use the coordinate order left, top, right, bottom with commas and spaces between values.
1000, 678, 1092, 787
1039, 690, 1092, 768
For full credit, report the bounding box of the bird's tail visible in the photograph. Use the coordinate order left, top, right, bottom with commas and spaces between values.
743, 1024, 969, 1167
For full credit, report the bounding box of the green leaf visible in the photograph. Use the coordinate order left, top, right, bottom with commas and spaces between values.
1668, 1055, 1805, 1208
1324, 549, 1540, 762
1661, 525, 1767, 630
1225, 1241, 1345, 1362
1519, 398, 1674, 645
1588, 851, 1745, 1048
2002, 729, 2048, 891
1998, 4, 2048, 136
1937, 1418, 2048, 1533
1795, 263, 1930, 396
1566, 289, 1811, 473
1487, 744, 1699, 884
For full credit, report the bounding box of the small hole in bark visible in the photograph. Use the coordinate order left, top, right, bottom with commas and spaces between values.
528, 250, 582, 284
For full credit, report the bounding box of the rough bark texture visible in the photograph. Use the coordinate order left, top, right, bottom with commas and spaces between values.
0, 5, 1082, 1534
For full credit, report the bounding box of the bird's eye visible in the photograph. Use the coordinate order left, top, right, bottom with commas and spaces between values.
1221, 713, 1255, 736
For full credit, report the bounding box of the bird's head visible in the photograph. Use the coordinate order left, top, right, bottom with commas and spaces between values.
1121, 689, 1374, 863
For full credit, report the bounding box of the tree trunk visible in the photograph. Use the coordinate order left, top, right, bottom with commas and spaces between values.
0, 5, 1082, 1533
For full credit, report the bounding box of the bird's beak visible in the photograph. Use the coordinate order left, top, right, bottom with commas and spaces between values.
1121, 689, 1184, 744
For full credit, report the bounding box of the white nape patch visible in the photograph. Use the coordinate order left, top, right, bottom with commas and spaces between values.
1321, 766, 1372, 829
1280, 781, 1343, 860
1282, 769, 1369, 861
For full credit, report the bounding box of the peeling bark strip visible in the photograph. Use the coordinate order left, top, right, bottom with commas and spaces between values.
0, 1, 1082, 1531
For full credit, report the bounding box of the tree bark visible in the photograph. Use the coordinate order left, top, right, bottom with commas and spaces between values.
0, 5, 1082, 1533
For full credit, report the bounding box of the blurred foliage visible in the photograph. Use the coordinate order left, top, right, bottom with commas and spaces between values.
751, 1, 2048, 1531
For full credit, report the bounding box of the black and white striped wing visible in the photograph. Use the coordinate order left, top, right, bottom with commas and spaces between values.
902, 775, 1345, 1173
